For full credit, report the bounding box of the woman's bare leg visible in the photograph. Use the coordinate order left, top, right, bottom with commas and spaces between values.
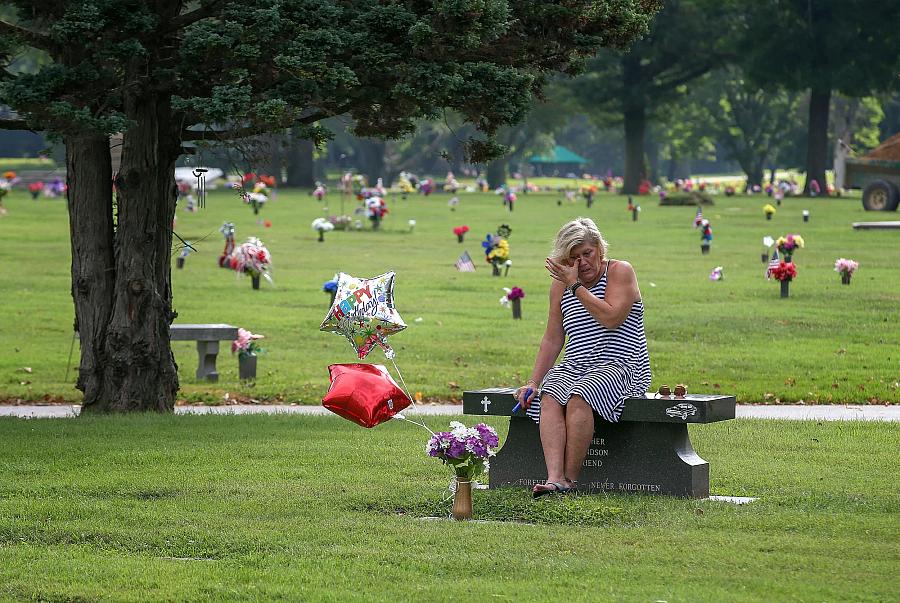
537, 394, 567, 486
563, 395, 594, 485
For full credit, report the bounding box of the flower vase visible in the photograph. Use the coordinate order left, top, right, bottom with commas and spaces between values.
766, 214, 772, 221
511, 297, 522, 320
841, 272, 851, 285
239, 354, 257, 380
318, 230, 324, 242
783, 254, 792, 263
761, 252, 769, 263
176, 257, 185, 269
632, 208, 638, 222
780, 278, 790, 298
252, 201, 259, 215
457, 234, 464, 243
701, 244, 710, 255
452, 478, 473, 521
251, 275, 260, 290
492, 263, 501, 277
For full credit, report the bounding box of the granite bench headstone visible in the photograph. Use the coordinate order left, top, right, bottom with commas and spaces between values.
169, 324, 239, 382
463, 388, 736, 498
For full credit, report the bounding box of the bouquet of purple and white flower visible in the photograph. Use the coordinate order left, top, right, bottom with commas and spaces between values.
426, 421, 500, 479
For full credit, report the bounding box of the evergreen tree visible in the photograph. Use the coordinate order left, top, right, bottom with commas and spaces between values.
0, 0, 659, 412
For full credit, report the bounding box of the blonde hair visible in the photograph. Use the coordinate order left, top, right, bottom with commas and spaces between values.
551, 217, 608, 261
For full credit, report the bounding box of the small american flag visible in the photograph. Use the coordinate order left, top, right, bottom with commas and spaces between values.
765, 250, 780, 279
693, 206, 703, 227
454, 250, 476, 272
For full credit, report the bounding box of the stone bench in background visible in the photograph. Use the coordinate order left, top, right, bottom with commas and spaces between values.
463, 388, 735, 498
170, 324, 238, 382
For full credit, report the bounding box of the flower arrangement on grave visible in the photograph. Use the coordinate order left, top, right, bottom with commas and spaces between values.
3, 170, 16, 181
761, 236, 775, 262
500, 286, 525, 318
834, 258, 858, 285
232, 328, 265, 359
232, 327, 265, 379
313, 183, 326, 201
444, 171, 460, 193
763, 203, 776, 220
326, 215, 353, 230
312, 217, 335, 241
365, 196, 388, 228
228, 237, 272, 287
775, 234, 804, 260
323, 277, 338, 305
426, 421, 499, 520
427, 421, 499, 479
408, 219, 416, 232
27, 181, 43, 200
724, 185, 735, 197
453, 225, 469, 243
699, 219, 712, 253
769, 261, 797, 282
482, 226, 511, 271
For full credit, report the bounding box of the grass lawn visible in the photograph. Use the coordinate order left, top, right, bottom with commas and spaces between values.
0, 187, 897, 404
0, 414, 897, 601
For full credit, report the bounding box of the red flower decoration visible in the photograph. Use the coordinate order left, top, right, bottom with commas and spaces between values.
770, 261, 797, 281
453, 225, 470, 236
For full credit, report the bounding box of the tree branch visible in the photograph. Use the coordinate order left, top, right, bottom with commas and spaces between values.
166, 0, 226, 32
0, 20, 53, 51
0, 118, 30, 130
180, 111, 329, 141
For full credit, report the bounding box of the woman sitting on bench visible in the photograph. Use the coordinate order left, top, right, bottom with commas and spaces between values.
516, 217, 652, 497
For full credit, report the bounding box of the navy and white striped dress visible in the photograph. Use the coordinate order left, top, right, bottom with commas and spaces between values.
526, 261, 651, 424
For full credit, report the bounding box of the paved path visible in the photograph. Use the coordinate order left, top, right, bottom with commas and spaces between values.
1, 404, 897, 421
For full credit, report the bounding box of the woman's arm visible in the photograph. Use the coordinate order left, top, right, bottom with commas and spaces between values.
517, 280, 565, 408
546, 257, 641, 329
575, 260, 641, 329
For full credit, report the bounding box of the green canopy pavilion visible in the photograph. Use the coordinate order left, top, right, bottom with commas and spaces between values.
527, 145, 589, 176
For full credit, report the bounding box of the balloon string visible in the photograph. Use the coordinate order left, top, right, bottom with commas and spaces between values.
389, 356, 417, 411
387, 356, 434, 435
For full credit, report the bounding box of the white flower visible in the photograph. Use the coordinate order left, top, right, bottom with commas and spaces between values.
408, 219, 416, 227
449, 420, 464, 430
763, 236, 775, 248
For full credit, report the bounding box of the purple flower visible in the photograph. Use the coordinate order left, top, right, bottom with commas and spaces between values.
447, 439, 467, 459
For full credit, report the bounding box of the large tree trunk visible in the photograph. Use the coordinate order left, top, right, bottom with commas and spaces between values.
285, 135, 315, 188
486, 160, 507, 189
622, 104, 646, 194
80, 90, 181, 413
803, 88, 831, 196
621, 55, 645, 194
67, 134, 115, 403
354, 138, 386, 184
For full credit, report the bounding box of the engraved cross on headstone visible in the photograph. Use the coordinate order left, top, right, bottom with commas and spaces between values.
481, 396, 491, 413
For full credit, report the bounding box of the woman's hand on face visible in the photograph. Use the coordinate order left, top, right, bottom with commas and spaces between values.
515, 384, 538, 409
545, 257, 579, 287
